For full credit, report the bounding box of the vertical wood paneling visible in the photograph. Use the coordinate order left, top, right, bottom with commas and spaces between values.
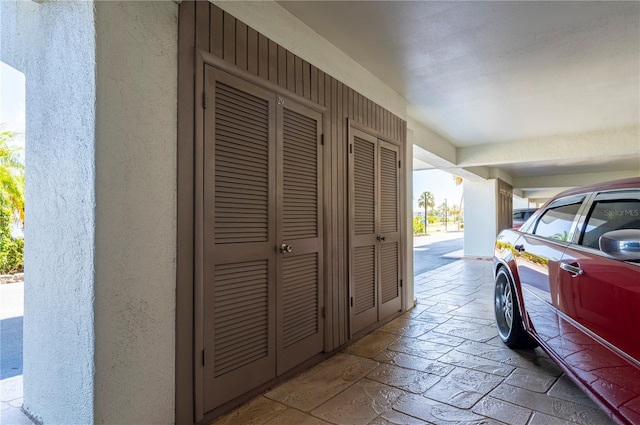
295, 56, 303, 96
235, 21, 247, 69
268, 40, 278, 84
306, 65, 311, 100
337, 81, 345, 344
210, 5, 223, 58
223, 12, 235, 63
278, 45, 287, 88
318, 70, 325, 106
177, 1, 196, 422
258, 34, 269, 79
247, 27, 258, 75
329, 75, 339, 347
195, 1, 209, 52
287, 51, 295, 92
311, 66, 318, 103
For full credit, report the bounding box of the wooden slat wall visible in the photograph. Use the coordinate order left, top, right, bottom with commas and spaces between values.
190, 1, 406, 349
193, 2, 406, 349
179, 1, 407, 421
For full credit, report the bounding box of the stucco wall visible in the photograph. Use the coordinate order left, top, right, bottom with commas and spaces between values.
1, 1, 97, 423
463, 179, 498, 258
94, 1, 177, 423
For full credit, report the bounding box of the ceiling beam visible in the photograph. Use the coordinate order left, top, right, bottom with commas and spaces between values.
456, 125, 639, 167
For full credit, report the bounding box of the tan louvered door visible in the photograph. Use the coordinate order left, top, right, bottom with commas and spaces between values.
202, 67, 277, 411
349, 129, 379, 334
378, 140, 402, 318
349, 129, 402, 335
276, 99, 324, 374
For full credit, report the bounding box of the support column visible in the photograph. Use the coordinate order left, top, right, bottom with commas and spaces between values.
2, 1, 97, 423
463, 179, 499, 258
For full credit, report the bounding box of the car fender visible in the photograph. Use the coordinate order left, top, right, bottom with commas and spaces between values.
494, 234, 532, 333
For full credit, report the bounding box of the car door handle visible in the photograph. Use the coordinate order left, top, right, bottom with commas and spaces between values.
560, 262, 583, 276
514, 244, 525, 253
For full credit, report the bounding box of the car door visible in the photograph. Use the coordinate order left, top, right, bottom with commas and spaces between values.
515, 195, 586, 346
558, 190, 640, 423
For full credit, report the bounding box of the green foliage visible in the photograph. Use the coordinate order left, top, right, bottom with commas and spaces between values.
0, 207, 23, 274
0, 126, 25, 274
0, 127, 24, 225
413, 216, 425, 234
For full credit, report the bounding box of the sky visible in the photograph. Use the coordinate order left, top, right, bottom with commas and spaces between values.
1, 61, 26, 136
413, 169, 463, 212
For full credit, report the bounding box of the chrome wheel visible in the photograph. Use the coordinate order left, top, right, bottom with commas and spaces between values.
494, 271, 513, 340
493, 267, 538, 349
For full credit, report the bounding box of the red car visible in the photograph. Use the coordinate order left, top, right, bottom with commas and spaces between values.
493, 177, 640, 424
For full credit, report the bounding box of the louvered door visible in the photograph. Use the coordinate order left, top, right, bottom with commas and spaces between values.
378, 141, 402, 318
349, 127, 402, 335
276, 100, 323, 374
201, 65, 324, 413
202, 67, 277, 411
349, 129, 379, 334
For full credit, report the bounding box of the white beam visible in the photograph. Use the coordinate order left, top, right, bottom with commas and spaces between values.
514, 169, 639, 189
457, 126, 639, 167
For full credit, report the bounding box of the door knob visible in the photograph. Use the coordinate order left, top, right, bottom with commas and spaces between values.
377, 235, 386, 242
280, 243, 293, 254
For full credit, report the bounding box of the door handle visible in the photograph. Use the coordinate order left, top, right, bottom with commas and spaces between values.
279, 243, 293, 254
514, 244, 525, 253
377, 235, 386, 242
560, 262, 583, 276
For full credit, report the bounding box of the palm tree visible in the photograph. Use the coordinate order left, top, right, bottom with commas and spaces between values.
417, 191, 435, 234
0, 127, 25, 226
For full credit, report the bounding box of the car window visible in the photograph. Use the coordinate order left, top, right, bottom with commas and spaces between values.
532, 198, 584, 242
580, 190, 640, 250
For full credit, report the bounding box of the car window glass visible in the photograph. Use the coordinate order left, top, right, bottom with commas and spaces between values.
580, 192, 640, 249
532, 201, 583, 241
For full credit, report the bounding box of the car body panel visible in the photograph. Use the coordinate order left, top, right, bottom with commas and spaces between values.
494, 177, 640, 425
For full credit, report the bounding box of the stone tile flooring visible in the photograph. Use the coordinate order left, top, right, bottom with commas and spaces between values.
211, 259, 615, 425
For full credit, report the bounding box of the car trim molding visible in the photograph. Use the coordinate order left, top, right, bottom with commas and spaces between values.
555, 308, 640, 369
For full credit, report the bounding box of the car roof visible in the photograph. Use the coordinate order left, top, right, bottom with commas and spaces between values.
552, 177, 640, 199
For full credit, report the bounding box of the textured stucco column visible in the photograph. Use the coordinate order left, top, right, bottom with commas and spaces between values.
1, 1, 97, 423
94, 1, 177, 423
463, 179, 499, 258
2, 1, 178, 423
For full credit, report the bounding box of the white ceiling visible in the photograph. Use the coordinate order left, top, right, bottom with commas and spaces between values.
278, 1, 640, 195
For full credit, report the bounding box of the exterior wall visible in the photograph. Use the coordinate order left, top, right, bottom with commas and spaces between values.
463, 179, 499, 258
178, 2, 407, 421
1, 1, 97, 423
94, 1, 178, 423
212, 1, 406, 120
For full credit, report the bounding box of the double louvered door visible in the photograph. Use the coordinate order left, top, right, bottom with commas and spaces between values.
349, 127, 402, 335
201, 66, 323, 412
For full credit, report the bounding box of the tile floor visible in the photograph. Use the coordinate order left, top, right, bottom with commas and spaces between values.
211, 259, 615, 425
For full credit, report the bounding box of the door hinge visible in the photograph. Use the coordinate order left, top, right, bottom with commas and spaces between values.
202, 350, 205, 366
321, 306, 325, 318
350, 297, 354, 307
321, 134, 325, 146
349, 144, 353, 154
202, 92, 208, 109
400, 279, 403, 288
398, 160, 401, 168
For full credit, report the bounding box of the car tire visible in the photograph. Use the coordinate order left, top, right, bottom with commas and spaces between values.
494, 267, 538, 349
